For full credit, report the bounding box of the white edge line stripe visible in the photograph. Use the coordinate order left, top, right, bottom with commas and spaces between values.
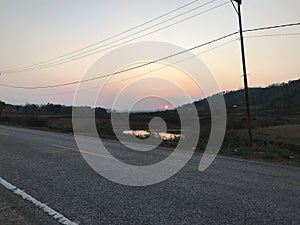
0, 176, 78, 225
0, 132, 9, 136
51, 144, 113, 159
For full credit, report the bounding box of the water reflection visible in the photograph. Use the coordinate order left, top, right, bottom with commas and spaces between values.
123, 130, 182, 141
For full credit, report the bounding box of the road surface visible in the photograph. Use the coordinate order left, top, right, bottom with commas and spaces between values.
0, 125, 299, 224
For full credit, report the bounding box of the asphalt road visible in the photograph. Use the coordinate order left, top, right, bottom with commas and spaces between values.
0, 125, 299, 225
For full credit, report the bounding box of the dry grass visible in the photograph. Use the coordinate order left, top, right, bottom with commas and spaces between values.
46, 117, 72, 132
1, 113, 299, 166
254, 124, 300, 146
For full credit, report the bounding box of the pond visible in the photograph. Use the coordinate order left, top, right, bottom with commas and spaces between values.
123, 130, 182, 141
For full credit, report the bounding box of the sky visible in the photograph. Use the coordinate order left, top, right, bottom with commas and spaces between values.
0, 0, 299, 110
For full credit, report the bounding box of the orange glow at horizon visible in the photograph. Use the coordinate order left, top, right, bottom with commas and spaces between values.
92, 62, 207, 110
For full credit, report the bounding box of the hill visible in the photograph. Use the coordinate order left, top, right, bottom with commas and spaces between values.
224, 79, 300, 110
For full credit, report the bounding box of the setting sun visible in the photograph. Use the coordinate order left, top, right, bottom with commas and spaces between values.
0, 1, 298, 224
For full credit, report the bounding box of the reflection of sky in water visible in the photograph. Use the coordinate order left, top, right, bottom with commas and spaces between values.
123, 130, 182, 141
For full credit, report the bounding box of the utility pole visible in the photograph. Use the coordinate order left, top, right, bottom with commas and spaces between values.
232, 0, 253, 146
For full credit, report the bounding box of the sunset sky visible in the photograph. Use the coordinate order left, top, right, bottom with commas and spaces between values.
0, 0, 299, 110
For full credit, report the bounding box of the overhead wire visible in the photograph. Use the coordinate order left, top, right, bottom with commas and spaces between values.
244, 22, 300, 33
0, 0, 204, 73
14, 38, 239, 96
0, 22, 299, 90
0, 31, 238, 89
4, 1, 229, 73
244, 32, 300, 39
4, 11, 299, 75
1, 0, 224, 74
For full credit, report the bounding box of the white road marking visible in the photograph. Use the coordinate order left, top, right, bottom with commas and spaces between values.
51, 144, 113, 159
0, 176, 78, 225
0, 132, 9, 136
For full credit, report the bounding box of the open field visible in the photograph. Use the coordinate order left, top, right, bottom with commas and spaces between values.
1, 80, 300, 166
254, 124, 300, 146
0, 109, 299, 167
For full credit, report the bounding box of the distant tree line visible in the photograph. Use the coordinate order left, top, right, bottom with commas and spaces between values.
1, 78, 299, 116
191, 78, 300, 112
0, 102, 107, 116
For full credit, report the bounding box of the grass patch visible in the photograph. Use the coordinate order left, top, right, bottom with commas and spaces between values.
0, 112, 299, 167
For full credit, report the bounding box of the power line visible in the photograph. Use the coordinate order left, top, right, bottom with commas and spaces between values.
12, 38, 238, 96
1, 0, 223, 74
1, 21, 299, 90
17, 2, 229, 73
104, 39, 238, 86
0, 0, 204, 73
4, 15, 298, 75
3, 1, 228, 74
244, 22, 300, 33
0, 32, 238, 89
244, 32, 300, 39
